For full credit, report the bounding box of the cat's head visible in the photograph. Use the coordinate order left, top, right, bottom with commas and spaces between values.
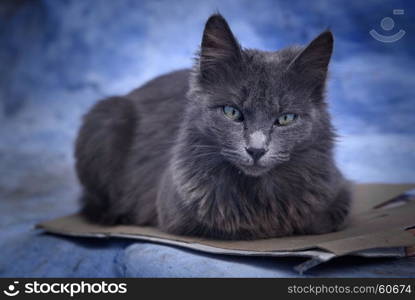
187, 14, 334, 177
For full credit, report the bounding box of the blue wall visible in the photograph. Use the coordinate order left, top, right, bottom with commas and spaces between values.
1, 0, 414, 186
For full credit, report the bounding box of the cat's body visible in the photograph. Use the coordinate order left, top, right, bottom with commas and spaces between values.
75, 14, 351, 240
76, 70, 189, 227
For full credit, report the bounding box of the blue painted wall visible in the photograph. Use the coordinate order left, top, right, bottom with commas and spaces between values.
1, 0, 414, 187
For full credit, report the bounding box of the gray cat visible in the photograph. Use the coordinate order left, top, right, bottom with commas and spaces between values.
75, 14, 351, 240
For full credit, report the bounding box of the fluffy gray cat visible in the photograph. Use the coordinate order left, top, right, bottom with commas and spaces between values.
75, 14, 351, 240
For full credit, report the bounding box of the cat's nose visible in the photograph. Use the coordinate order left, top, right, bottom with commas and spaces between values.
246, 147, 267, 161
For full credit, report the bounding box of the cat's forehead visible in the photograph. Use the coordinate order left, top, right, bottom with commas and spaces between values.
243, 48, 300, 71
235, 48, 303, 110
249, 48, 299, 65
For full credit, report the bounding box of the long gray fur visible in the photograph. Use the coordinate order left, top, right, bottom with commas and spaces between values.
75, 14, 351, 240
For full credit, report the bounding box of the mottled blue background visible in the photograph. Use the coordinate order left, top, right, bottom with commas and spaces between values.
1, 0, 415, 277
1, 0, 414, 187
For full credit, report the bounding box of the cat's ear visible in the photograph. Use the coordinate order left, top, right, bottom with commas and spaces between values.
199, 14, 241, 80
287, 31, 333, 81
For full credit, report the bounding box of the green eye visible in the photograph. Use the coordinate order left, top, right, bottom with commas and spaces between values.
276, 113, 297, 126
223, 105, 243, 122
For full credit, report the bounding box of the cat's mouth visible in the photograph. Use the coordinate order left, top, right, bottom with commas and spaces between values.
221, 149, 291, 177
237, 153, 290, 177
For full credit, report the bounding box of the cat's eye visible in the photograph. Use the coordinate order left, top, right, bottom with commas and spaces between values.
223, 105, 243, 122
275, 113, 298, 126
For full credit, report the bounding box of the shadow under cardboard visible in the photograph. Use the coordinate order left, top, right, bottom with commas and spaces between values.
37, 183, 415, 275
36, 230, 415, 277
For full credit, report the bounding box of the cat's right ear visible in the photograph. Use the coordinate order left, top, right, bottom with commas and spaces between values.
199, 14, 241, 81
286, 31, 333, 82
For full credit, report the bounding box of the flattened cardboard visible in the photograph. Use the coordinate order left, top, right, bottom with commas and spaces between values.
37, 184, 415, 273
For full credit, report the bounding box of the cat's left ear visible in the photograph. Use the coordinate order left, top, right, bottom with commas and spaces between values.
287, 31, 333, 81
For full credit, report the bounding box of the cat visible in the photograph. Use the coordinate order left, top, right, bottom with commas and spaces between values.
75, 13, 351, 240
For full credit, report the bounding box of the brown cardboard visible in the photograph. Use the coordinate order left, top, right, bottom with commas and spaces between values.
37, 183, 415, 272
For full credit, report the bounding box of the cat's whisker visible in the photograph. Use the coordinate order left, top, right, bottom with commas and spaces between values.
269, 154, 291, 161
221, 149, 241, 156
190, 146, 219, 151
220, 151, 240, 158
220, 151, 245, 165
190, 144, 218, 148
189, 152, 221, 160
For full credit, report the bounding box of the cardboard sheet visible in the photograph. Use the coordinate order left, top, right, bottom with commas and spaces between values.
37, 184, 415, 273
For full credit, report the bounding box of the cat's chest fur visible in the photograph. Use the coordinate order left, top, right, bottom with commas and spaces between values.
157, 158, 332, 239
